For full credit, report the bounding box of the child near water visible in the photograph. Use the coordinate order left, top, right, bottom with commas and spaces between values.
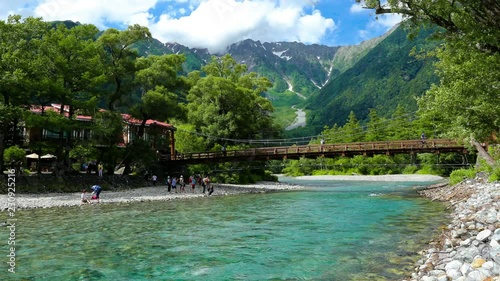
81, 189, 90, 205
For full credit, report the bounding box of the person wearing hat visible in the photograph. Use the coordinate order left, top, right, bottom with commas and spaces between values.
166, 176, 172, 193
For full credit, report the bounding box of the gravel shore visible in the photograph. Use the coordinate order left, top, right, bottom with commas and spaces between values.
0, 181, 303, 210
0, 174, 444, 210
403, 174, 500, 281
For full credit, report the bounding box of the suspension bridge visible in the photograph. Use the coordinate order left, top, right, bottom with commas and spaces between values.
161, 138, 470, 164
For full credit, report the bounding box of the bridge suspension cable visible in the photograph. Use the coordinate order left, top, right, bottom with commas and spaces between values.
175, 110, 425, 147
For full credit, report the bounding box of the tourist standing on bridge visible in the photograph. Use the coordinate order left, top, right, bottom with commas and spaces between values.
222, 145, 227, 156
421, 132, 426, 147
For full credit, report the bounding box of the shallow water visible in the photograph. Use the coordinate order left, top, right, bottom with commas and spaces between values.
0, 178, 449, 280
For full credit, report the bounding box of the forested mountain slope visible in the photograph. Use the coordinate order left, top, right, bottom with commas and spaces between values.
304, 26, 440, 134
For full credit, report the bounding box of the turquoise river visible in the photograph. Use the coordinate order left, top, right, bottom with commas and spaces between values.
0, 177, 450, 281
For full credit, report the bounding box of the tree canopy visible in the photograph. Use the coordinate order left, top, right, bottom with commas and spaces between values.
359, 0, 500, 143
186, 55, 277, 148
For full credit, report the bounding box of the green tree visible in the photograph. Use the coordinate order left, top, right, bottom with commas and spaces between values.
359, 0, 500, 165
386, 104, 414, 140
40, 23, 104, 167
132, 54, 187, 138
341, 111, 364, 142
186, 55, 276, 148
365, 108, 387, 141
418, 43, 500, 142
172, 123, 206, 153
0, 16, 50, 172
97, 25, 152, 110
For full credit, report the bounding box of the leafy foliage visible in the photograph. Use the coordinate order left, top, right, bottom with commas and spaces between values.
449, 168, 476, 185
3, 145, 25, 164
360, 0, 500, 162
186, 55, 278, 148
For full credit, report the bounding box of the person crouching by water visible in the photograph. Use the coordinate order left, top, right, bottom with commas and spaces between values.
90, 185, 102, 203
81, 189, 90, 205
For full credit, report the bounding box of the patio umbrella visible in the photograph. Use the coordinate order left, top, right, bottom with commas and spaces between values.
41, 154, 57, 159
26, 153, 39, 159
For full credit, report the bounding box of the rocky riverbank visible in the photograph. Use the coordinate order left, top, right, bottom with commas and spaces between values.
403, 175, 500, 281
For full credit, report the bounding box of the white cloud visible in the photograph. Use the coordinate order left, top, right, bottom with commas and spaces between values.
350, 3, 364, 14
150, 0, 335, 53
0, 1, 39, 19
33, 0, 158, 29
2, 0, 351, 53
359, 14, 402, 41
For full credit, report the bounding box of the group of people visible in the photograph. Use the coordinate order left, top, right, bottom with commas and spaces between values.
165, 174, 214, 195
82, 161, 104, 177
80, 185, 102, 205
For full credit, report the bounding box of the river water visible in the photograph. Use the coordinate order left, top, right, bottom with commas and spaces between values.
1, 178, 449, 280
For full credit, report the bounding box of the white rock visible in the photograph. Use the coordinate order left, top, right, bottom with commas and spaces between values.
482, 261, 500, 275
446, 268, 462, 279
490, 237, 500, 250
428, 269, 445, 276
421, 276, 438, 281
491, 239, 500, 249
460, 239, 471, 246
460, 263, 473, 276
476, 229, 492, 241
467, 269, 490, 280
491, 250, 500, 264
445, 260, 463, 272
492, 232, 500, 242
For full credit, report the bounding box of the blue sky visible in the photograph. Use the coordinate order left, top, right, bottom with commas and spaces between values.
1, 0, 401, 53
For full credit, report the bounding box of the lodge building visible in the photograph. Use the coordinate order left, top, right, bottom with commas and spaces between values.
25, 104, 177, 158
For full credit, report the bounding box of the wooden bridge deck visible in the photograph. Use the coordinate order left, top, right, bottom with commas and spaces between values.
162, 139, 468, 164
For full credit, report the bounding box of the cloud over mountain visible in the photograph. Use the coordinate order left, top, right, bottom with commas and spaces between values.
150, 0, 335, 53
1, 0, 399, 53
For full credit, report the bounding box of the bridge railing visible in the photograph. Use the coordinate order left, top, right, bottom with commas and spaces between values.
168, 139, 463, 161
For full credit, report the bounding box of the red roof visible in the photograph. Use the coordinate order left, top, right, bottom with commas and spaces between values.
121, 114, 174, 129
30, 104, 175, 130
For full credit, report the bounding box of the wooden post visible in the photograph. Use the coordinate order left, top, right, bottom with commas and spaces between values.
170, 130, 175, 160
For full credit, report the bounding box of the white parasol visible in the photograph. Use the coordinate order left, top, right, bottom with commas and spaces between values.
40, 154, 57, 159
25, 153, 40, 159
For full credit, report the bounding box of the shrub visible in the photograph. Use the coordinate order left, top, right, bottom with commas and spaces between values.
449, 168, 476, 185
3, 145, 26, 164
402, 165, 419, 174
488, 166, 500, 182
416, 164, 444, 176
